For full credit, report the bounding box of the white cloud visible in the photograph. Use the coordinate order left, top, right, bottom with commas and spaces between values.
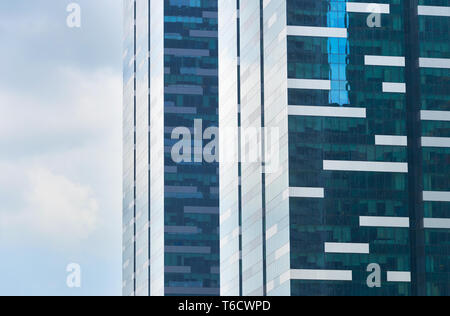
29, 167, 99, 239
0, 0, 123, 294
0, 67, 121, 153
0, 67, 122, 250
0, 166, 99, 243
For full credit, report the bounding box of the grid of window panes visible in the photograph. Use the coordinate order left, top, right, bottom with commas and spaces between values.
163, 0, 220, 296
287, 0, 411, 296
418, 0, 450, 296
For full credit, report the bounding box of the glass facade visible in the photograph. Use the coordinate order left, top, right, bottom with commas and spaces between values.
218, 0, 450, 296
218, 0, 241, 296
123, 0, 219, 296
288, 0, 409, 296
123, 0, 136, 297
418, 0, 450, 296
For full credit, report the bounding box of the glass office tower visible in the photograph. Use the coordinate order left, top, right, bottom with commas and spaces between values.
219, 0, 449, 296
123, 0, 219, 296
417, 0, 450, 296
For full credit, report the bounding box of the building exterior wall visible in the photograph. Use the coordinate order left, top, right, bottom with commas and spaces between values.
263, 0, 291, 297
417, 0, 450, 296
218, 0, 241, 297
123, 0, 219, 296
163, 0, 220, 296
287, 0, 410, 296
218, 0, 450, 296
123, 0, 136, 297
239, 0, 266, 296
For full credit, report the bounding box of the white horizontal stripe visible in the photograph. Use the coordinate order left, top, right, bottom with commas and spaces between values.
324, 242, 370, 254
418, 5, 450, 17
288, 79, 331, 90
290, 269, 353, 281
421, 110, 450, 121
324, 160, 408, 173
365, 55, 405, 67
287, 25, 347, 38
423, 191, 450, 202
360, 216, 410, 228
375, 135, 408, 146
422, 137, 450, 148
346, 2, 390, 14
288, 105, 366, 118
387, 271, 411, 283
289, 187, 325, 198
424, 218, 450, 229
419, 57, 450, 69
382, 82, 406, 93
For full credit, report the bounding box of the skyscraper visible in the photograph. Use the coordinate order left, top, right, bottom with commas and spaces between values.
123, 0, 219, 296
218, 0, 449, 296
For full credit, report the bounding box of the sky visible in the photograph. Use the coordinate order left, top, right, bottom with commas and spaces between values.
0, 0, 123, 295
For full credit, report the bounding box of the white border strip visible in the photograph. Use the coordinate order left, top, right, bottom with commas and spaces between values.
290, 187, 325, 199
419, 57, 450, 69
288, 105, 366, 118
424, 218, 450, 229
423, 191, 450, 202
421, 110, 450, 121
360, 216, 410, 228
382, 82, 406, 93
287, 25, 348, 38
387, 271, 411, 283
418, 5, 450, 17
347, 3, 390, 14
422, 137, 450, 148
290, 269, 353, 281
324, 160, 408, 173
288, 79, 331, 90
365, 55, 405, 67
375, 135, 408, 146
324, 243, 370, 254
